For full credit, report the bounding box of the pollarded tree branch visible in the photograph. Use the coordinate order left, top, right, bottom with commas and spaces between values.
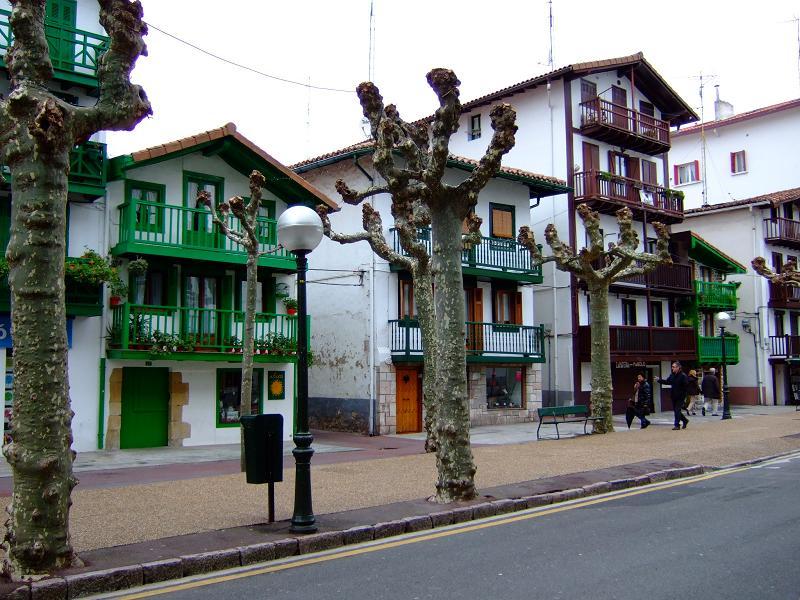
752, 256, 800, 286
335, 179, 390, 205
73, 0, 152, 139
423, 68, 461, 195
517, 225, 556, 267
608, 219, 671, 282
6, 0, 51, 88
316, 204, 414, 271
456, 104, 518, 200
197, 191, 248, 247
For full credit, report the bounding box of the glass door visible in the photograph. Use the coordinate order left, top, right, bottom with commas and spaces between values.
184, 275, 219, 349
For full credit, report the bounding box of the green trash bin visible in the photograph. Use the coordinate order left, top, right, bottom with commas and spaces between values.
240, 414, 284, 484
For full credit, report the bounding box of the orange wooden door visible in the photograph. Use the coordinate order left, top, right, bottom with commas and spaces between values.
396, 367, 421, 433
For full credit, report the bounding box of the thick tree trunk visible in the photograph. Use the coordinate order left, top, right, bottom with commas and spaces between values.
431, 205, 476, 502
412, 264, 438, 453
588, 283, 614, 433
3, 147, 78, 573
239, 249, 258, 470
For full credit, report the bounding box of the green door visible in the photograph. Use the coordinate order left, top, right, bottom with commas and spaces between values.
120, 367, 169, 449
45, 0, 77, 72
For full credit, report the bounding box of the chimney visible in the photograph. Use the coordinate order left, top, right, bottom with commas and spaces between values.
714, 85, 734, 120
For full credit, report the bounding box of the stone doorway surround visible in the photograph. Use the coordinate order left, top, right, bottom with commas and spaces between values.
105, 368, 191, 449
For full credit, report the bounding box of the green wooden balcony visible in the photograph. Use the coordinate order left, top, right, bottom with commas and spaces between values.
389, 319, 545, 363
390, 228, 543, 282
107, 303, 307, 362
697, 335, 739, 365
0, 9, 109, 89
0, 263, 102, 317
112, 199, 296, 269
694, 280, 737, 311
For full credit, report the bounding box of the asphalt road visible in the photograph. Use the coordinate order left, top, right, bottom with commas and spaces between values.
113, 453, 800, 600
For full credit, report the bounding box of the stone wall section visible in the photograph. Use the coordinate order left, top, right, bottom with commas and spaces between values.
376, 363, 396, 434
105, 368, 123, 450
169, 371, 191, 447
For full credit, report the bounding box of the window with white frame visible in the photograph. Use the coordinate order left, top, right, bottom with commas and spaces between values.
468, 114, 481, 140
674, 161, 700, 185
730, 150, 747, 174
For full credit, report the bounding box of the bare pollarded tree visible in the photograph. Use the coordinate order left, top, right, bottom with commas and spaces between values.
0, 0, 151, 576
317, 69, 517, 502
752, 256, 800, 285
518, 204, 671, 432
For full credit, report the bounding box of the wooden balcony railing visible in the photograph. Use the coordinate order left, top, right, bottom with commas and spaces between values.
763, 217, 800, 250
390, 229, 543, 281
573, 171, 683, 223
107, 304, 306, 361
591, 260, 693, 293
769, 335, 800, 358
697, 335, 739, 364
114, 199, 296, 268
694, 280, 738, 310
0, 9, 109, 88
578, 325, 696, 361
389, 319, 545, 362
768, 282, 800, 309
579, 97, 670, 154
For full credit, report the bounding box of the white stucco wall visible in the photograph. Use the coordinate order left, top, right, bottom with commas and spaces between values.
669, 105, 800, 209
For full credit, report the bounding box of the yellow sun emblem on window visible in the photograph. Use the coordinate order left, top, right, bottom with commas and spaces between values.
270, 379, 284, 398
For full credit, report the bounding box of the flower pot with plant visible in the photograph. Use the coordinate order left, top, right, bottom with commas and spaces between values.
128, 257, 149, 277
283, 297, 298, 316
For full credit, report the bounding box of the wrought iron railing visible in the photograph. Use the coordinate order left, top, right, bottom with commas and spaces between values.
0, 10, 109, 84
390, 229, 542, 277
694, 280, 737, 310
389, 319, 545, 359
108, 304, 305, 355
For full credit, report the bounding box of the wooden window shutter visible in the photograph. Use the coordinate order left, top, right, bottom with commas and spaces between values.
608, 151, 616, 174
730, 152, 736, 173
514, 291, 523, 324
167, 265, 180, 306
673, 165, 679, 185
265, 276, 277, 314
492, 208, 513, 238
629, 158, 641, 181
474, 288, 483, 323
694, 160, 700, 180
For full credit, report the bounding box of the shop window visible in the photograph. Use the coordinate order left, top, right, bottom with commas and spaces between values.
490, 204, 514, 239
217, 369, 263, 427
486, 367, 524, 409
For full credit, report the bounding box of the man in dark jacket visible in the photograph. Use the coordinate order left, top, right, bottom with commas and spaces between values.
701, 368, 721, 416
658, 361, 689, 430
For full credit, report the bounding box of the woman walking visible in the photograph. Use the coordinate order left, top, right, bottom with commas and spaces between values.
686, 369, 701, 416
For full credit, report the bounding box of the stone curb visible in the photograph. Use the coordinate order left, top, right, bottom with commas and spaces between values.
713, 448, 800, 470
0, 464, 714, 599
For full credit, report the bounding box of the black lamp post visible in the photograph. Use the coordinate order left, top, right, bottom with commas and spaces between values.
715, 311, 732, 420
277, 205, 323, 533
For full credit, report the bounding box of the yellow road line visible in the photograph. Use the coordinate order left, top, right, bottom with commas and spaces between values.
115, 465, 754, 599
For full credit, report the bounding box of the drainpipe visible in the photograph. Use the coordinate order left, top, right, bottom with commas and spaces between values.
97, 358, 106, 449
547, 79, 559, 406
354, 156, 378, 435
750, 205, 767, 404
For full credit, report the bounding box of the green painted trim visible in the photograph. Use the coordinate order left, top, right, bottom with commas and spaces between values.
215, 367, 264, 428
125, 179, 167, 233
462, 266, 543, 283
97, 357, 106, 449
689, 235, 746, 274
106, 349, 298, 363
110, 240, 296, 271
183, 170, 224, 208
107, 155, 135, 181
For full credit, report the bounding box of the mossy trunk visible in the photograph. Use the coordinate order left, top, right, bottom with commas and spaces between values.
431, 205, 476, 502
588, 282, 614, 433
412, 264, 437, 452
2, 145, 78, 573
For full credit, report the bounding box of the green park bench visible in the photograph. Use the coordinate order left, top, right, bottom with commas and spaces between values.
536, 405, 603, 440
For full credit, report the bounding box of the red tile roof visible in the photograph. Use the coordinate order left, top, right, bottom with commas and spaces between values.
129, 123, 339, 209
673, 98, 800, 137
685, 187, 800, 215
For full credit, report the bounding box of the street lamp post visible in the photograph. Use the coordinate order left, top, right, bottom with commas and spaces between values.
715, 311, 732, 420
277, 205, 323, 533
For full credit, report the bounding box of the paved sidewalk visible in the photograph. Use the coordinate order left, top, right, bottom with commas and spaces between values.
0, 405, 797, 599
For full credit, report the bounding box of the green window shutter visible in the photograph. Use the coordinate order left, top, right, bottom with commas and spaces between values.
46, 0, 77, 26
166, 265, 179, 306
221, 273, 234, 311
265, 276, 276, 314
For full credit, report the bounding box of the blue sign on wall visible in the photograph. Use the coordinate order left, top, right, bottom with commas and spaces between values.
0, 316, 73, 349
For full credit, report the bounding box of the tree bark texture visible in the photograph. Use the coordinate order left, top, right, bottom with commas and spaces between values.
320, 69, 516, 502
431, 203, 476, 501
587, 283, 613, 432
0, 0, 151, 576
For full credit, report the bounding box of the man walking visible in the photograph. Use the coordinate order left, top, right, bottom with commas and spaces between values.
658, 361, 689, 430
701, 368, 721, 416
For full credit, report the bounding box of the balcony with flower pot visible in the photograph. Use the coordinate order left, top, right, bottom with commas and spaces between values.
573, 171, 684, 224
579, 97, 671, 155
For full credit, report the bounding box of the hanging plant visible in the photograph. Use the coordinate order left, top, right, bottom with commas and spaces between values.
128, 257, 149, 276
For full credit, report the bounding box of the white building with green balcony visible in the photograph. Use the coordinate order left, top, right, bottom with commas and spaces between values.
293, 143, 568, 435
101, 123, 336, 449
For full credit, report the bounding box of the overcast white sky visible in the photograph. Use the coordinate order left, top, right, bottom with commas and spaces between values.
106, 0, 800, 167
